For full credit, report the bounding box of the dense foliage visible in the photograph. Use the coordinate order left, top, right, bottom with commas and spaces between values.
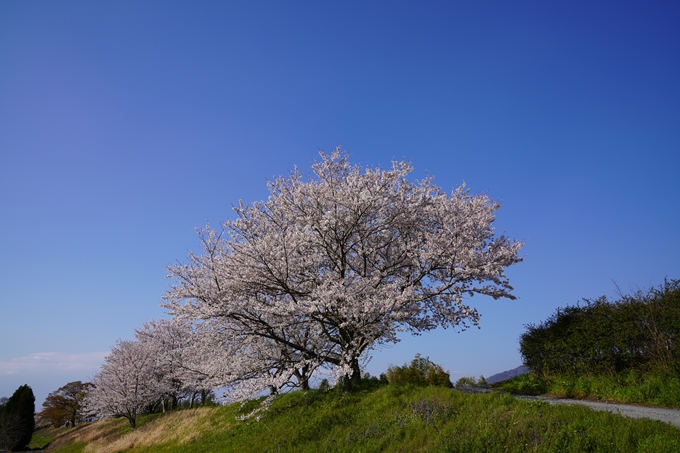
520, 279, 680, 377
38, 381, 92, 428
0, 384, 35, 451
384, 354, 453, 387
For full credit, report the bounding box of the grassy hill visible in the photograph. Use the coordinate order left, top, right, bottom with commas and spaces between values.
33, 382, 680, 452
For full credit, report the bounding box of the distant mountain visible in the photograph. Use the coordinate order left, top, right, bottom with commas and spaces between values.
486, 365, 528, 384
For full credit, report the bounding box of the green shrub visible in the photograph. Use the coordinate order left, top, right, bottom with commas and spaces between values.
520, 278, 680, 377
454, 376, 490, 388
492, 373, 549, 395
454, 376, 475, 388
385, 354, 453, 387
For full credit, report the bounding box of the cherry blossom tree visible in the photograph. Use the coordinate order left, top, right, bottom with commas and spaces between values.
135, 319, 190, 411
135, 319, 216, 410
85, 339, 163, 428
164, 150, 523, 394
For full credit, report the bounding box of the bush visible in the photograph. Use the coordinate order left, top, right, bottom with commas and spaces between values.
520, 279, 680, 377
385, 354, 453, 387
453, 375, 487, 388
492, 373, 549, 395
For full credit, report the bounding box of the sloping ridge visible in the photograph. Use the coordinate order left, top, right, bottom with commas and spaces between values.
486, 365, 528, 384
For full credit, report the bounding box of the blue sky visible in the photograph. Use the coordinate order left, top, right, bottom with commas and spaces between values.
1, 1, 678, 407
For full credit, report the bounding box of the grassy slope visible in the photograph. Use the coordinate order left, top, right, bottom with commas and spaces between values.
37, 384, 680, 453
493, 372, 680, 408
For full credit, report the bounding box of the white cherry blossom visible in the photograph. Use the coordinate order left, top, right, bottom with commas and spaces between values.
163, 150, 523, 397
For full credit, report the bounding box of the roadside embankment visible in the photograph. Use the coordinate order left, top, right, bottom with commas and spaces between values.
455, 386, 680, 428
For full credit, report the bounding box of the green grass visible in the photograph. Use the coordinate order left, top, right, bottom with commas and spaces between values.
28, 426, 62, 449
494, 371, 680, 407
38, 382, 680, 452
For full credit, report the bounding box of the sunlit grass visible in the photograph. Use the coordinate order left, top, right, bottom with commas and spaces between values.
41, 383, 680, 452
494, 371, 680, 407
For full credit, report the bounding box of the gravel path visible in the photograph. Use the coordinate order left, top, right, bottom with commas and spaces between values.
454, 387, 680, 428
512, 394, 680, 428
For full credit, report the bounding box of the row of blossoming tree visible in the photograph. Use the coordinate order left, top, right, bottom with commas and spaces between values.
85, 150, 523, 426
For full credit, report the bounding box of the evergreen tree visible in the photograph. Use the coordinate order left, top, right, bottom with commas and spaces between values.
1, 385, 35, 451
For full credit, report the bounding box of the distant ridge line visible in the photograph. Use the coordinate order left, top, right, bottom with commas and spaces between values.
486, 365, 528, 384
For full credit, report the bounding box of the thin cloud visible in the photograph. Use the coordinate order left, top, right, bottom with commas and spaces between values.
0, 352, 107, 376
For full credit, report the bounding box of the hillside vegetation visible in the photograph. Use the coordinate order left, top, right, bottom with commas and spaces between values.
36, 383, 680, 453
496, 280, 680, 407
521, 279, 680, 378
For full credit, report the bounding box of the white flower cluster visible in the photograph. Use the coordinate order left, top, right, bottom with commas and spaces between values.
86, 150, 523, 424
84, 319, 215, 427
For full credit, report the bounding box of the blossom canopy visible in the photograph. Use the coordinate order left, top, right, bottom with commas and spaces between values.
163, 150, 523, 392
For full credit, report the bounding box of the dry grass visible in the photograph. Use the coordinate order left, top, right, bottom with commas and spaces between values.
46, 407, 228, 453
48, 418, 128, 450
81, 408, 227, 453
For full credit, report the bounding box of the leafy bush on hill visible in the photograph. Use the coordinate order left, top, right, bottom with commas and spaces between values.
520, 279, 680, 377
384, 354, 453, 387
454, 375, 487, 388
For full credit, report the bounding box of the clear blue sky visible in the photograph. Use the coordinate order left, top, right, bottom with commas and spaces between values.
1, 1, 678, 407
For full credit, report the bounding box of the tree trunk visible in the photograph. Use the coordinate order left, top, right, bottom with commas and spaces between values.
295, 365, 311, 391
342, 358, 362, 392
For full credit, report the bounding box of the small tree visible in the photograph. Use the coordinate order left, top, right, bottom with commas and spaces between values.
38, 381, 92, 428
85, 340, 162, 428
0, 385, 35, 451
385, 354, 453, 387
